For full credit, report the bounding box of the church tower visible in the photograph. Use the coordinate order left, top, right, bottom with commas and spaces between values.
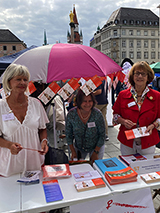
67, 4, 83, 44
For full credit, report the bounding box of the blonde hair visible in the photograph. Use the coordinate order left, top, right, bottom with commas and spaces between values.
128, 61, 154, 86
2, 64, 30, 93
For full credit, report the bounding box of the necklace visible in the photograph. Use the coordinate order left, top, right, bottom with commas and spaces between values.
137, 95, 142, 97
79, 109, 91, 120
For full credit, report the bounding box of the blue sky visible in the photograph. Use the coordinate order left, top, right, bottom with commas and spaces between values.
0, 0, 159, 47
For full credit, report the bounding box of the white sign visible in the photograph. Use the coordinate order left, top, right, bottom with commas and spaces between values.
70, 188, 154, 213
130, 158, 160, 175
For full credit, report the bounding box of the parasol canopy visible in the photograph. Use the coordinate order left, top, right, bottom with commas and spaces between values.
150, 62, 160, 73
9, 43, 122, 83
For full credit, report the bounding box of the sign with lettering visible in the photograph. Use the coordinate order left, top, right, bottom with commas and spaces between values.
70, 188, 154, 213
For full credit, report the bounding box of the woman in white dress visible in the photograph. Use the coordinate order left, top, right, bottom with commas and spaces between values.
0, 64, 49, 177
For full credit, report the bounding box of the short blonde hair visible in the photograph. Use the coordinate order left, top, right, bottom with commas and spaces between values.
2, 64, 30, 93
128, 61, 154, 87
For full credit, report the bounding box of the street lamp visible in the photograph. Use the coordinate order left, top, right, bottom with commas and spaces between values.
157, 5, 160, 59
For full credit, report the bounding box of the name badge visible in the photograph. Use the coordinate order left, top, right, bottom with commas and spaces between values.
2, 113, 15, 121
128, 101, 136, 108
87, 122, 95, 128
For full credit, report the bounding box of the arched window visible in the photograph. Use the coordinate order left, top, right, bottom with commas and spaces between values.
123, 20, 127, 24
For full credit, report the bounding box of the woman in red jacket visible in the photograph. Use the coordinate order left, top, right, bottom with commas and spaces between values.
113, 61, 160, 155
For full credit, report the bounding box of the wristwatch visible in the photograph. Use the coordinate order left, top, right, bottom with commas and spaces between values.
94, 149, 99, 154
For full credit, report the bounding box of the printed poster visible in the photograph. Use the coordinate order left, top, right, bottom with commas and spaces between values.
80, 75, 103, 96
38, 81, 61, 105
57, 78, 80, 101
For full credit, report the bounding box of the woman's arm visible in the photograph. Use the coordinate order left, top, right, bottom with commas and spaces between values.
0, 137, 22, 155
38, 128, 48, 155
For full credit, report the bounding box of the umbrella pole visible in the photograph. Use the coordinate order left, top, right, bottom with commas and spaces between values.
59, 95, 71, 159
51, 102, 58, 148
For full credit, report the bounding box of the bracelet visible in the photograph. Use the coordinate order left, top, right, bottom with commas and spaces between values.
153, 123, 156, 129
41, 138, 48, 144
94, 149, 99, 154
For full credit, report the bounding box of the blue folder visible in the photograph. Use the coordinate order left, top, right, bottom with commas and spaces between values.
94, 157, 126, 174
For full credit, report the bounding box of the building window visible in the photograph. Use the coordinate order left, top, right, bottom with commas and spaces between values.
122, 29, 126, 35
122, 51, 126, 59
137, 52, 141, 59
158, 52, 160, 59
3, 46, 7, 51
137, 30, 141, 36
151, 41, 155, 48
144, 52, 148, 59
129, 40, 134, 48
123, 20, 127, 24
113, 52, 117, 59
102, 42, 106, 51
96, 37, 101, 44
130, 20, 134, 25
144, 31, 148, 36
154, 21, 158, 26
113, 40, 116, 47
148, 21, 152, 25
12, 46, 16, 51
137, 40, 141, 48
122, 40, 126, 47
151, 30, 155, 36
113, 30, 117, 37
151, 52, 155, 59
129, 52, 134, 59
115, 19, 118, 24
136, 20, 140, 25
129, 30, 133, 35
144, 40, 148, 48
142, 20, 146, 25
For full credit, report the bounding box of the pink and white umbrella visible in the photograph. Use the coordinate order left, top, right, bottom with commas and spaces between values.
11, 43, 122, 83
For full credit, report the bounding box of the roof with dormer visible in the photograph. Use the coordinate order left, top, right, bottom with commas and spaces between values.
103, 7, 159, 28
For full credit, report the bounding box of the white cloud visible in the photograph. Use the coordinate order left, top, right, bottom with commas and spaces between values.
0, 0, 159, 47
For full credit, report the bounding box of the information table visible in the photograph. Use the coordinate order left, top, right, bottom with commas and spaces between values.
0, 164, 111, 213
0, 173, 21, 213
1, 158, 160, 213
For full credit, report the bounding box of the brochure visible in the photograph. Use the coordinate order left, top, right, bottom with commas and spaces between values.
42, 179, 63, 202
57, 78, 80, 101
140, 171, 160, 184
73, 170, 102, 182
17, 170, 40, 184
38, 81, 61, 105
42, 164, 72, 180
74, 178, 106, 192
80, 75, 103, 96
105, 167, 138, 185
119, 153, 147, 166
125, 126, 150, 140
94, 157, 126, 175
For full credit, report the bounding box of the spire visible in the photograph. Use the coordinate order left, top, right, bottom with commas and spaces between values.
73, 4, 79, 25
43, 29, 47, 45
67, 30, 71, 37
97, 25, 100, 31
80, 29, 83, 37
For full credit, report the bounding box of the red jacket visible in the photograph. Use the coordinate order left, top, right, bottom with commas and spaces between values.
113, 88, 160, 149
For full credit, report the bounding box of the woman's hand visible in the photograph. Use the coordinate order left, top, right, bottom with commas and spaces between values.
145, 124, 154, 135
71, 149, 77, 160
40, 140, 48, 155
123, 119, 136, 129
90, 152, 99, 165
10, 143, 22, 155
